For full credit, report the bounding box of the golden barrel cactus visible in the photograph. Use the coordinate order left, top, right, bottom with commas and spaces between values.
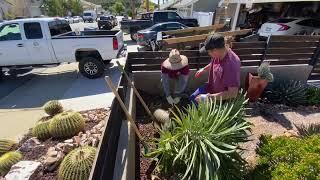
43, 100, 63, 116
32, 121, 51, 140
0, 151, 22, 176
49, 112, 85, 138
58, 146, 96, 180
0, 139, 17, 156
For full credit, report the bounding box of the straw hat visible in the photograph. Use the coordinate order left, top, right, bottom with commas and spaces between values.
162, 49, 188, 70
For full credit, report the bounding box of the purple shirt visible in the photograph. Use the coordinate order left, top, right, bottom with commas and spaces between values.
206, 49, 240, 94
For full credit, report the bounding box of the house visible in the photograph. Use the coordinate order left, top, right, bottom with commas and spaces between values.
160, 0, 220, 26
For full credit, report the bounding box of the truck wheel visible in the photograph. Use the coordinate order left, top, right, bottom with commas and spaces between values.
79, 57, 105, 79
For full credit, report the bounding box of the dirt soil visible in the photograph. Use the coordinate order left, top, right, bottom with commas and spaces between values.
17, 108, 110, 180
136, 92, 320, 179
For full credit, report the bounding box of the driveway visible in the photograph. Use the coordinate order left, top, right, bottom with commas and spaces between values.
0, 21, 138, 140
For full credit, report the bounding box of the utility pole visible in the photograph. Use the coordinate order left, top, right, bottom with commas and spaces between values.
158, 0, 160, 10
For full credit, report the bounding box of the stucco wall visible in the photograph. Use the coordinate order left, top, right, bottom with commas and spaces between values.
193, 0, 220, 12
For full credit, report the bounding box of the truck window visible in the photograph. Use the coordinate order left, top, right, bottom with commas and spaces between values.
24, 22, 43, 39
48, 20, 72, 36
168, 12, 180, 21
0, 23, 22, 41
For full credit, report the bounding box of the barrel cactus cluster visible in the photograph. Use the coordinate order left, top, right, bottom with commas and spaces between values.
32, 121, 52, 140
0, 151, 22, 176
43, 100, 64, 116
49, 112, 85, 138
58, 146, 96, 180
0, 139, 17, 156
32, 100, 86, 140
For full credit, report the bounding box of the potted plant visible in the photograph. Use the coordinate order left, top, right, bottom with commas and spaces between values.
245, 62, 274, 102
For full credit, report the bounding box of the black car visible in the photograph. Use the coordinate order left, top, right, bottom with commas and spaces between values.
98, 16, 114, 30
137, 22, 188, 50
120, 10, 198, 41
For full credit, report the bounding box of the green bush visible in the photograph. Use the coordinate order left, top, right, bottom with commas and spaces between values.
253, 135, 320, 180
306, 86, 320, 105
146, 93, 250, 180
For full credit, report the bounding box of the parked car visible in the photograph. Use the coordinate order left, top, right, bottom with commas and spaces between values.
98, 16, 113, 30
120, 10, 198, 41
0, 18, 125, 79
258, 18, 320, 38
110, 15, 118, 26
137, 22, 188, 50
64, 16, 74, 24
83, 10, 97, 23
73, 16, 83, 23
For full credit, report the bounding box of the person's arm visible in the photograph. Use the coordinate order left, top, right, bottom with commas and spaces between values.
195, 63, 211, 78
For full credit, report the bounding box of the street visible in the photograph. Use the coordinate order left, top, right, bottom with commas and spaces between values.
0, 21, 137, 140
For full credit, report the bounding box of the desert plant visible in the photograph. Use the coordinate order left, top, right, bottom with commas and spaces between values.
43, 100, 63, 116
257, 62, 273, 82
306, 86, 320, 105
0, 151, 22, 176
49, 111, 85, 138
32, 121, 52, 140
0, 139, 17, 156
58, 146, 96, 180
264, 79, 307, 106
295, 123, 320, 137
146, 93, 250, 180
253, 135, 320, 179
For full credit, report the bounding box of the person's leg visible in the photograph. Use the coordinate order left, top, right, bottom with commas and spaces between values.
161, 73, 171, 97
190, 84, 207, 105
174, 74, 189, 95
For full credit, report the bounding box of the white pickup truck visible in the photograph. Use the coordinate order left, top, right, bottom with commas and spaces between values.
0, 18, 125, 79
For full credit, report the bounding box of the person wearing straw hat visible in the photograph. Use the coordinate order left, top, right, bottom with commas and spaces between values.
190, 34, 241, 103
161, 49, 190, 105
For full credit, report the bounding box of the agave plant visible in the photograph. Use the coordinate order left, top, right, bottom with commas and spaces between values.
295, 123, 320, 137
146, 93, 250, 180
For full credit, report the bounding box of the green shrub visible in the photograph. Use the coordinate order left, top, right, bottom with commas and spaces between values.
253, 135, 320, 180
265, 79, 307, 106
146, 93, 250, 180
306, 86, 320, 105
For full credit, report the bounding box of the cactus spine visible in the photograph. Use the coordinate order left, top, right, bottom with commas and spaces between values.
0, 151, 22, 176
49, 112, 85, 138
32, 121, 51, 140
0, 139, 17, 156
58, 146, 96, 180
43, 100, 63, 116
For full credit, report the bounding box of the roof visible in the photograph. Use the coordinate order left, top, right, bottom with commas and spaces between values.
3, 17, 63, 24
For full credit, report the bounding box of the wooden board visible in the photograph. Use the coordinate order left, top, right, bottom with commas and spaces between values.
162, 24, 225, 37
267, 47, 316, 54
268, 41, 318, 48
269, 35, 320, 42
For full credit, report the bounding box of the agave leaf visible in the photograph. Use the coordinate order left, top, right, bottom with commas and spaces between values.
182, 144, 197, 180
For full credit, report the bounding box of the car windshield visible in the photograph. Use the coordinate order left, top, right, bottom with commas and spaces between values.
84, 13, 91, 16
100, 16, 110, 20
270, 18, 297, 23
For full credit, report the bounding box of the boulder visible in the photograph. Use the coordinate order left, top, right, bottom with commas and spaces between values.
5, 161, 41, 180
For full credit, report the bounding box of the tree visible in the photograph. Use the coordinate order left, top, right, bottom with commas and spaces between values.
43, 0, 83, 16
111, 1, 124, 15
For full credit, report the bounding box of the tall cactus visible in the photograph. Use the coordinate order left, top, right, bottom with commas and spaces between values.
0, 151, 22, 176
0, 139, 17, 156
32, 121, 51, 140
58, 146, 96, 180
49, 112, 85, 138
43, 100, 63, 116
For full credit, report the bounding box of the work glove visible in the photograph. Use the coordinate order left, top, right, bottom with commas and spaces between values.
166, 96, 175, 105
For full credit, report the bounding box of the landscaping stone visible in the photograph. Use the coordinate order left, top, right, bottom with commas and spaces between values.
64, 139, 73, 144
5, 161, 41, 180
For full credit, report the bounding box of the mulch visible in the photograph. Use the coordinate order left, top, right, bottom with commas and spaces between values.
16, 108, 110, 180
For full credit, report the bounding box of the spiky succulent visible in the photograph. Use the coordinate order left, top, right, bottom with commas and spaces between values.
257, 62, 273, 82
146, 92, 250, 180
295, 123, 320, 137
32, 121, 51, 140
0, 139, 17, 156
0, 151, 22, 176
49, 112, 85, 138
265, 79, 307, 106
43, 100, 63, 116
58, 146, 96, 180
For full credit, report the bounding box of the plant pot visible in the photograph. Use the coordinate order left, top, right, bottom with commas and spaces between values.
245, 73, 268, 102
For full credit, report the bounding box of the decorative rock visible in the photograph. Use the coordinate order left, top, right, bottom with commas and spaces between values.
4, 161, 41, 180
64, 139, 73, 144
19, 138, 43, 152
44, 151, 64, 172
56, 143, 64, 150
62, 144, 74, 154
92, 138, 98, 147
46, 147, 57, 157
78, 132, 83, 137
44, 157, 57, 166
73, 136, 81, 145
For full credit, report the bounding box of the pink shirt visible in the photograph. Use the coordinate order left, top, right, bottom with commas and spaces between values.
206, 49, 241, 94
